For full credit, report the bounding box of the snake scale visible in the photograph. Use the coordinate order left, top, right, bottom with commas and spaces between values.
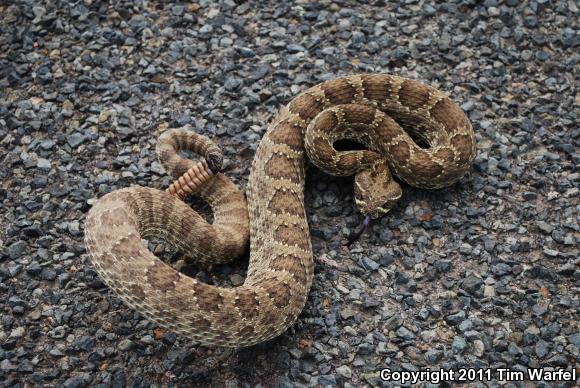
84, 74, 475, 348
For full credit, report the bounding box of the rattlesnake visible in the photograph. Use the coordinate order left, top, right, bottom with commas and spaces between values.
84, 74, 475, 348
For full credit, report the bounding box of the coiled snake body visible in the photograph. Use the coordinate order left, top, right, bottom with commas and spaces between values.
84, 74, 475, 347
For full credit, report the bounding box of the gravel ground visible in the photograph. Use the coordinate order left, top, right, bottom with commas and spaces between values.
1, 0, 579, 387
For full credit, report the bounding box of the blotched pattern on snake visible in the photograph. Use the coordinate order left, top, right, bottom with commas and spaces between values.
84, 74, 475, 347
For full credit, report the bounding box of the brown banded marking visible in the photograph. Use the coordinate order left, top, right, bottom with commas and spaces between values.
237, 324, 256, 339
166, 287, 196, 313
191, 281, 225, 311
369, 107, 386, 130
431, 146, 457, 165
283, 108, 309, 129
233, 289, 260, 320
304, 85, 333, 109
126, 283, 147, 300
337, 153, 364, 173
262, 140, 303, 160
408, 151, 445, 180
360, 74, 394, 102
108, 235, 143, 266
95, 205, 136, 247
265, 172, 303, 194
144, 190, 166, 231
368, 112, 405, 143
269, 254, 310, 285
385, 134, 412, 163
267, 188, 305, 217
421, 89, 448, 116
158, 195, 179, 232
344, 74, 366, 102
213, 207, 249, 224
449, 132, 475, 165
305, 135, 337, 170
287, 91, 327, 121
429, 97, 471, 136
307, 108, 340, 137
273, 223, 310, 251
189, 316, 213, 332
197, 174, 243, 206
336, 104, 377, 126
421, 149, 450, 173
91, 251, 116, 274
258, 275, 293, 309
211, 307, 240, 328
388, 75, 406, 104
398, 79, 433, 110
266, 119, 303, 151
319, 77, 360, 104
264, 152, 302, 183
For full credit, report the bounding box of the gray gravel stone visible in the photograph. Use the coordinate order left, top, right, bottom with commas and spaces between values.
535, 339, 550, 358
8, 241, 27, 259
473, 340, 485, 357
118, 339, 135, 352
229, 274, 244, 286
536, 221, 555, 234
492, 263, 512, 276
452, 336, 466, 353
396, 327, 416, 340
445, 311, 466, 326
318, 374, 337, 386
461, 275, 483, 293
568, 333, 580, 348
335, 365, 352, 379
385, 313, 402, 330
425, 349, 443, 364
9, 326, 25, 339
36, 158, 52, 170
359, 257, 380, 271
67, 133, 86, 148
1, 360, 17, 372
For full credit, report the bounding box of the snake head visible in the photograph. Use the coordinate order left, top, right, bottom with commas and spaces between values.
354, 163, 402, 219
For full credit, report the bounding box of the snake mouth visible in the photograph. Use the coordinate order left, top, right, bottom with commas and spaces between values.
355, 198, 396, 220
369, 206, 392, 220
